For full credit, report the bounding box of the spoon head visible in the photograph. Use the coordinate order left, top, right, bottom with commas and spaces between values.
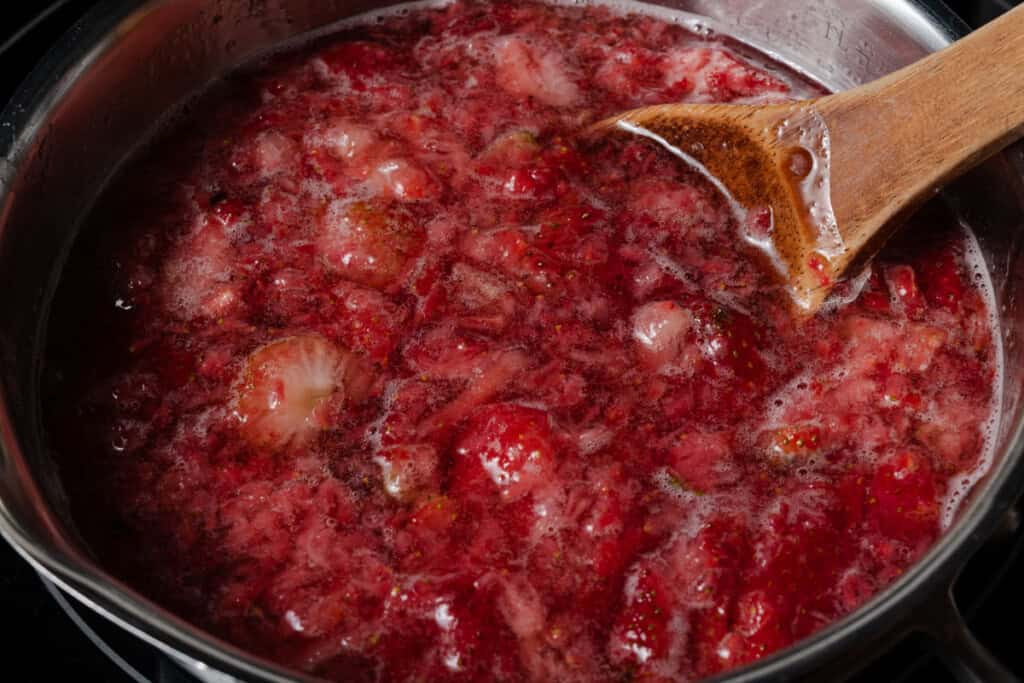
587, 102, 846, 315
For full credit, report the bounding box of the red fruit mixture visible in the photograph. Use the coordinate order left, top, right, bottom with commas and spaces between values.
45, 1, 998, 681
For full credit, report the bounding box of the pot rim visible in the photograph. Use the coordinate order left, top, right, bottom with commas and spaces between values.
1, 1, 1021, 682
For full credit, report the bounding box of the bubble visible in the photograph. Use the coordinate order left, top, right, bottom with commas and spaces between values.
786, 147, 813, 180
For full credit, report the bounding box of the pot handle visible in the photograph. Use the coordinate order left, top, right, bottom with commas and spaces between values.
926, 587, 1020, 683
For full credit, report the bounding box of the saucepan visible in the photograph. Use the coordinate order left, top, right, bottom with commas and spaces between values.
0, 1, 1022, 681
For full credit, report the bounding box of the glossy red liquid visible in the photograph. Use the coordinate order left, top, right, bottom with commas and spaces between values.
45, 1, 998, 681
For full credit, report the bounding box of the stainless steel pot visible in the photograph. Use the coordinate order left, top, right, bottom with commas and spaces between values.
1, 1, 1023, 682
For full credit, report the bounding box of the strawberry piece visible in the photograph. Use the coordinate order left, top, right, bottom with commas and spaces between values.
333, 285, 408, 362
197, 345, 235, 382
694, 303, 767, 386
375, 444, 439, 501
234, 335, 366, 448
663, 47, 789, 101
857, 270, 892, 313
460, 227, 530, 271
312, 118, 380, 162
494, 36, 581, 107
451, 404, 556, 503
460, 226, 563, 295
627, 179, 716, 238
692, 619, 740, 677
258, 185, 302, 233
609, 566, 672, 665
372, 158, 440, 202
595, 44, 665, 103
418, 349, 530, 437
407, 494, 459, 534
659, 518, 749, 671
667, 431, 738, 492
869, 450, 939, 541
476, 134, 581, 201
882, 374, 923, 410
161, 219, 239, 321
404, 325, 490, 379
592, 515, 641, 579
496, 574, 546, 639
477, 130, 541, 169
317, 41, 403, 89
744, 479, 866, 643
551, 463, 650, 583
540, 136, 587, 176
768, 424, 822, 459
732, 589, 790, 659
859, 291, 892, 313
210, 197, 248, 226
631, 300, 695, 372
501, 165, 561, 198
319, 200, 426, 289
253, 130, 300, 180
836, 569, 878, 613
666, 515, 748, 608
394, 495, 462, 568
918, 246, 965, 313
894, 323, 947, 373
448, 262, 516, 323
884, 264, 925, 318
522, 363, 586, 409
594, 524, 649, 582
434, 586, 524, 680
535, 204, 607, 259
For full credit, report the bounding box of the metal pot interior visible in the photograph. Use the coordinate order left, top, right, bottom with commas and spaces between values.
1, 0, 1023, 680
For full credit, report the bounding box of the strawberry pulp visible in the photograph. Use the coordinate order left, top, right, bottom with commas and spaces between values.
45, 1, 999, 681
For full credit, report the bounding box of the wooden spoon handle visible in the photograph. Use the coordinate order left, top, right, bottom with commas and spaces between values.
822, 3, 1024, 255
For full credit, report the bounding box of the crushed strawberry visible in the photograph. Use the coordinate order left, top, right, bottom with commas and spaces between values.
46, 2, 997, 682
451, 404, 556, 503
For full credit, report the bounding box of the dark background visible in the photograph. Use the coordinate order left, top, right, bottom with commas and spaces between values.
1, 1, 1022, 681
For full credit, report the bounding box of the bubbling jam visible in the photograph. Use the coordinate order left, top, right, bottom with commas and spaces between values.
45, 1, 998, 681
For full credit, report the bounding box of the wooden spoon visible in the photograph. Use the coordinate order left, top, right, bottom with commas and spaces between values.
589, 4, 1024, 314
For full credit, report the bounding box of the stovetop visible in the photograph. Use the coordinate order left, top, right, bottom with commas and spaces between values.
2, 1, 1023, 681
